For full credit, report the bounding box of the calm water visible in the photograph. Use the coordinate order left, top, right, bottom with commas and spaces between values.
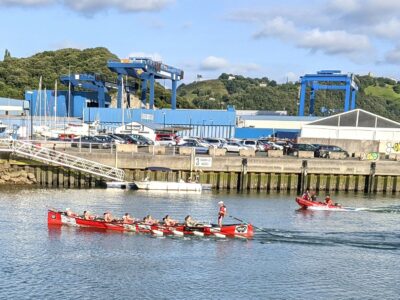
0, 187, 399, 300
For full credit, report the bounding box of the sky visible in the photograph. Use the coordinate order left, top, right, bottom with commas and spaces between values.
0, 0, 400, 84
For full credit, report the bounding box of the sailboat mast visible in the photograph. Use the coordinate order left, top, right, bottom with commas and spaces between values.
44, 87, 47, 128
54, 80, 57, 127
122, 76, 125, 128
38, 76, 42, 127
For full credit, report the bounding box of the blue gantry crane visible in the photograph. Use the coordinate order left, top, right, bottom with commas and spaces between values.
298, 70, 358, 116
107, 57, 184, 110
59, 74, 110, 115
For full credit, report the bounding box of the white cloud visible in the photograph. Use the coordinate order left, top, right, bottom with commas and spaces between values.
199, 56, 260, 75
129, 52, 163, 61
254, 17, 297, 39
0, 0, 174, 13
298, 29, 371, 55
384, 46, 400, 64
371, 18, 400, 40
200, 56, 229, 71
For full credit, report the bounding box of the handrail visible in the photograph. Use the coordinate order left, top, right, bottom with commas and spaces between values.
0, 139, 125, 181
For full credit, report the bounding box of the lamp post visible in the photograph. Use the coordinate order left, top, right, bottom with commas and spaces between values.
163, 112, 166, 129
26, 91, 34, 141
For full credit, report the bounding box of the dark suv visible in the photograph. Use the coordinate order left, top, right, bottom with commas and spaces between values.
314, 145, 349, 158
287, 143, 316, 156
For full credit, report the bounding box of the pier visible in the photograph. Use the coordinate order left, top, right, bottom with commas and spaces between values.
1, 144, 400, 193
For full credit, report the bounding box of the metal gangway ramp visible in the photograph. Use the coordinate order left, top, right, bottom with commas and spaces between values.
0, 139, 125, 181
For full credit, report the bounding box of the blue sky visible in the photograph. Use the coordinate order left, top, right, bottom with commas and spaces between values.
1, 0, 400, 84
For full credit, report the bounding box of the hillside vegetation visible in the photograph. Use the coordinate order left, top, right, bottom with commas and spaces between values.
1, 48, 400, 120
0, 47, 193, 108
178, 73, 400, 121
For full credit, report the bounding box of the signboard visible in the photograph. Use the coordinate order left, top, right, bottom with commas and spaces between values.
194, 157, 212, 168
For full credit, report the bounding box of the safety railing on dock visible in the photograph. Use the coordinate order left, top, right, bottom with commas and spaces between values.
0, 139, 125, 181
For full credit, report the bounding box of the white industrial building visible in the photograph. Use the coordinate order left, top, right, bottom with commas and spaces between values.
301, 109, 400, 141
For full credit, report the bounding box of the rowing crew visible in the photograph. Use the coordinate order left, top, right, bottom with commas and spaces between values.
64, 201, 228, 227
65, 208, 200, 227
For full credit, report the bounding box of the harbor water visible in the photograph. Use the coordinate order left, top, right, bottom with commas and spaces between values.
0, 187, 399, 299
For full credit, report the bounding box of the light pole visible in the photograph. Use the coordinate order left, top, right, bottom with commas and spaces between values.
26, 91, 34, 140
163, 112, 166, 129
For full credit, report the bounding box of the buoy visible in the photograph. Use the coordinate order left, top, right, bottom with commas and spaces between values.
152, 230, 164, 237
172, 230, 184, 237
193, 231, 204, 237
213, 233, 226, 238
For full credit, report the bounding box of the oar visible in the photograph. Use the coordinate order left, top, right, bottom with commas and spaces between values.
228, 215, 281, 237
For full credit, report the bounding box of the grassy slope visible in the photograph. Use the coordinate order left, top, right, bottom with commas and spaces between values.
364, 85, 400, 100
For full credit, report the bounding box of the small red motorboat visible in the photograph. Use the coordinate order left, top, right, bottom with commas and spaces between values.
48, 210, 254, 238
295, 197, 345, 211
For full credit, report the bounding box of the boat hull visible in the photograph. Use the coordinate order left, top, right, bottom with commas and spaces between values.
134, 180, 203, 192
295, 197, 345, 211
47, 210, 253, 238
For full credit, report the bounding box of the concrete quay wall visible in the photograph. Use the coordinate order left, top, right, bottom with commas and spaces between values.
2, 151, 400, 193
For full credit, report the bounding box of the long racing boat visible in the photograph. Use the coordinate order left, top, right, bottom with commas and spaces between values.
48, 210, 254, 238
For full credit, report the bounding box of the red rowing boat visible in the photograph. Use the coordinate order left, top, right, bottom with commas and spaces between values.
48, 210, 254, 238
295, 197, 345, 211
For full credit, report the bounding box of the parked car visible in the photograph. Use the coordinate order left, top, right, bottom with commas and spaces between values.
287, 143, 317, 156
95, 135, 122, 144
130, 134, 155, 145
203, 138, 225, 148
179, 141, 209, 154
71, 136, 111, 149
178, 137, 210, 147
157, 136, 177, 146
155, 133, 179, 144
111, 134, 140, 145
222, 141, 249, 153
240, 139, 264, 151
314, 145, 349, 158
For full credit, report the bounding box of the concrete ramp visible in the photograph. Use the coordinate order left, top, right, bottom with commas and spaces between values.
0, 139, 125, 181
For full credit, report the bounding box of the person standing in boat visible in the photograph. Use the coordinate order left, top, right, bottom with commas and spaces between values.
218, 201, 227, 227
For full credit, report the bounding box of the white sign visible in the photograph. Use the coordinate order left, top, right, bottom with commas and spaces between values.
194, 157, 212, 167
141, 113, 154, 121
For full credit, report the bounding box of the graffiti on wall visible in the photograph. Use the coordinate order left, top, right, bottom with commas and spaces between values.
386, 142, 400, 154
360, 152, 379, 161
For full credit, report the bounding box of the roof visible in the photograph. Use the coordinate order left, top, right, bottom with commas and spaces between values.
306, 109, 400, 129
240, 115, 320, 121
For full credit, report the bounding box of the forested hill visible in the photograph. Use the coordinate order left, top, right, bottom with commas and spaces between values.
177, 73, 400, 122
1, 48, 400, 120
0, 47, 192, 108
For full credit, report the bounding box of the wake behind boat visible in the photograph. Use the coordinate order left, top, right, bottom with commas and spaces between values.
47, 209, 254, 238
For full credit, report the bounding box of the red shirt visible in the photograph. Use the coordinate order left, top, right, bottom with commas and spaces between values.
219, 205, 226, 217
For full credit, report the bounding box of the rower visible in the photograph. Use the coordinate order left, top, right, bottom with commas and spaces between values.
163, 215, 178, 226
83, 210, 93, 220
184, 215, 197, 227
122, 213, 134, 224
218, 201, 227, 227
143, 215, 158, 225
104, 211, 114, 222
65, 208, 76, 217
